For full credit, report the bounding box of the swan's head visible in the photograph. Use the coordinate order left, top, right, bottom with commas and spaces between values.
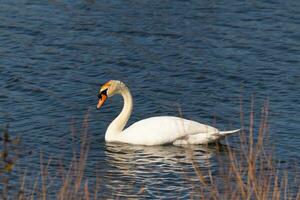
97, 80, 123, 109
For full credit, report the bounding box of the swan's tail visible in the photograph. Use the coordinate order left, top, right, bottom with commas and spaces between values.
219, 129, 240, 137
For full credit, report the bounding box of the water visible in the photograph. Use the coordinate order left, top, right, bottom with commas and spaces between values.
0, 0, 299, 198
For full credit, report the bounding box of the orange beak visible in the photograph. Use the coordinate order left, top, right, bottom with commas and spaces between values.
97, 94, 107, 109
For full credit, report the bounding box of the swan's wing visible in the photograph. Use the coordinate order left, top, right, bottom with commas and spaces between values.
119, 116, 219, 145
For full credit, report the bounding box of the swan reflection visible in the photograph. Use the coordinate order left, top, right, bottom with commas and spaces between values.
103, 143, 221, 198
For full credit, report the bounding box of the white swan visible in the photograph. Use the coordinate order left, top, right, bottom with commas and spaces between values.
97, 80, 239, 146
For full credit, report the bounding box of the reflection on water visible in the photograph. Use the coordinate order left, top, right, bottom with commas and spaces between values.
1, 0, 300, 197
102, 143, 216, 198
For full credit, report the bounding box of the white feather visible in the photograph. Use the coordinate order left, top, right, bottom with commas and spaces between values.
100, 80, 239, 146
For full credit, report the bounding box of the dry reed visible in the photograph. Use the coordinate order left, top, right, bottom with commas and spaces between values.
1, 100, 299, 199
187, 99, 300, 200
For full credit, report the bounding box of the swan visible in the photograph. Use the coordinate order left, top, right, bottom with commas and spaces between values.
97, 80, 240, 146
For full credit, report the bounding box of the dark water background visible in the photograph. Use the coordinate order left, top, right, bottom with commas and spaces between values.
0, 0, 299, 198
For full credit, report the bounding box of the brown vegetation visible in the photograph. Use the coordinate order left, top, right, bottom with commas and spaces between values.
1, 101, 299, 199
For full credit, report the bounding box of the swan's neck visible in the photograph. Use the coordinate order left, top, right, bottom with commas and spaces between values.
105, 85, 133, 140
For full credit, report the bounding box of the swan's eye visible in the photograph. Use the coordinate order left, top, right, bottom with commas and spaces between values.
98, 89, 108, 99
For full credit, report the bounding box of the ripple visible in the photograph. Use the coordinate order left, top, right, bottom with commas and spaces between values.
0, 0, 299, 198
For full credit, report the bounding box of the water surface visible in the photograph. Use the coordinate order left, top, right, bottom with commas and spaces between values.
0, 0, 299, 198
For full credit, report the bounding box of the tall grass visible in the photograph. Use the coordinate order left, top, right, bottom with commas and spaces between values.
188, 99, 299, 199
17, 111, 93, 200
0, 125, 21, 200
1, 100, 299, 199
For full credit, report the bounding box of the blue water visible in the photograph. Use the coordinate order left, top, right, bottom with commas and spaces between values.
0, 0, 299, 198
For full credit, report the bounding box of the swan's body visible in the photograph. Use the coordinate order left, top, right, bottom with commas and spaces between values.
97, 80, 239, 146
